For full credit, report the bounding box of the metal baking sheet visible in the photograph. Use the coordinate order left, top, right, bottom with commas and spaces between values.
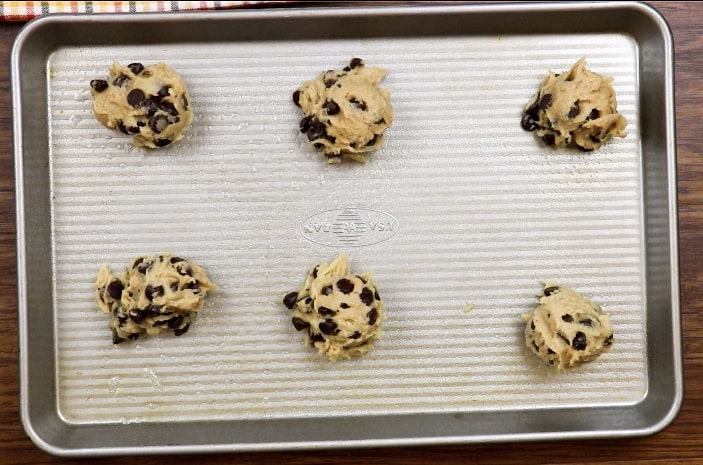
13, 2, 681, 456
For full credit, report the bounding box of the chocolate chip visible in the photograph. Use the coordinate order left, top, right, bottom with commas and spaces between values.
524, 101, 539, 116
90, 79, 108, 92
291, 317, 308, 331
116, 121, 129, 135
319, 319, 339, 335
136, 259, 151, 274
604, 334, 614, 346
167, 315, 184, 330
324, 78, 337, 88
572, 332, 588, 350
127, 62, 144, 75
107, 279, 124, 300
359, 287, 374, 305
321, 285, 333, 296
305, 297, 312, 305
181, 95, 189, 111
568, 101, 580, 119
336, 278, 354, 294
374, 290, 380, 301
349, 331, 361, 339
366, 134, 379, 147
159, 101, 179, 116
149, 114, 169, 134
521, 114, 539, 132
176, 264, 193, 277
340, 303, 349, 309
139, 98, 159, 114
292, 90, 301, 107
129, 309, 145, 324
318, 306, 335, 316
306, 118, 327, 141
299, 115, 312, 133
530, 320, 535, 331
547, 348, 555, 354
349, 58, 363, 69
170, 256, 185, 264
111, 329, 123, 344
145, 304, 162, 317
174, 323, 190, 336
309, 332, 325, 343
127, 89, 145, 107
544, 287, 559, 297
283, 292, 298, 309
589, 135, 601, 143
183, 281, 201, 294
157, 86, 171, 99
112, 74, 130, 87
542, 133, 556, 146
349, 98, 366, 111
580, 318, 594, 327
586, 108, 600, 120
367, 308, 378, 325
145, 285, 164, 301
561, 314, 574, 323
312, 266, 319, 279
154, 138, 172, 147
532, 341, 540, 351
538, 93, 553, 110
323, 99, 340, 115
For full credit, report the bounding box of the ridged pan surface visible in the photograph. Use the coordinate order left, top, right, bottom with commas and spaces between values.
49, 34, 645, 424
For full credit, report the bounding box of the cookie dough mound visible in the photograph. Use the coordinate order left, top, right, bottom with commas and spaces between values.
90, 62, 193, 148
293, 58, 393, 164
94, 253, 217, 343
520, 58, 627, 151
282, 253, 384, 361
522, 283, 614, 369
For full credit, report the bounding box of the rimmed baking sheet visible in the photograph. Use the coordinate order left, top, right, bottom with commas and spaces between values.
14, 2, 681, 456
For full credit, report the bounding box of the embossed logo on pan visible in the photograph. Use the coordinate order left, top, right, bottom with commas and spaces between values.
300, 208, 399, 247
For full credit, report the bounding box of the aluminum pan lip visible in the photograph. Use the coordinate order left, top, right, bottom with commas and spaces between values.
13, 1, 682, 456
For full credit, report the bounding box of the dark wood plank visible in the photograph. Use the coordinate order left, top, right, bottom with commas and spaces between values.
0, 2, 701, 463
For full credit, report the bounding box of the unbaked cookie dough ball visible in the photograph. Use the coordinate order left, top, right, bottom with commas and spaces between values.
293, 58, 394, 164
522, 283, 614, 369
90, 62, 193, 148
94, 253, 217, 343
520, 58, 627, 151
282, 253, 384, 361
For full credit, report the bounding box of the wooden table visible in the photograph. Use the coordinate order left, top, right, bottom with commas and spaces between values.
1, 2, 701, 463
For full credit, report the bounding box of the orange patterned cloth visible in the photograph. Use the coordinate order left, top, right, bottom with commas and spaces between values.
0, 1, 275, 21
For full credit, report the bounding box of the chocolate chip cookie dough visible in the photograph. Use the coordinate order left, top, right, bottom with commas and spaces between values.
94, 253, 217, 343
90, 62, 193, 148
520, 58, 627, 151
283, 253, 384, 361
293, 58, 394, 164
522, 283, 614, 369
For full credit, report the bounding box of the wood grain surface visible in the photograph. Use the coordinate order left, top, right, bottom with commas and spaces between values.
1, 2, 701, 463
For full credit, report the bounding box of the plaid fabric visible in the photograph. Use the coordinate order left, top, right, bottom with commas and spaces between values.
0, 1, 274, 21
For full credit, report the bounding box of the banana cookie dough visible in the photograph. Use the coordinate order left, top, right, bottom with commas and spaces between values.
94, 253, 217, 343
282, 253, 384, 361
293, 58, 393, 164
520, 58, 627, 151
90, 62, 193, 148
522, 283, 614, 369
